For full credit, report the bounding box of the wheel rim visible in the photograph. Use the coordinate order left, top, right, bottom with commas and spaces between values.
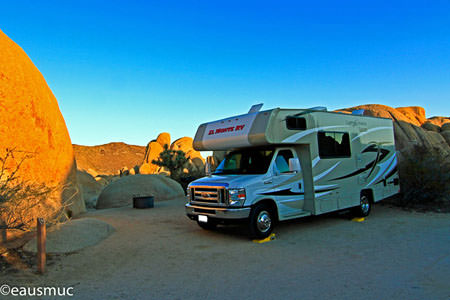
256, 210, 272, 233
360, 195, 370, 214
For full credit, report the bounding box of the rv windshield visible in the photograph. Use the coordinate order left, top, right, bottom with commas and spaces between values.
213, 149, 274, 175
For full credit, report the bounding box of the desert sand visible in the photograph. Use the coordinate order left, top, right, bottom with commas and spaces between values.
4, 198, 449, 300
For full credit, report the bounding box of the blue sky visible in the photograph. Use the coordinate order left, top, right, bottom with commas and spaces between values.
1, 0, 449, 145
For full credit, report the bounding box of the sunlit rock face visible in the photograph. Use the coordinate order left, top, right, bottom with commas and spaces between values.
337, 104, 450, 153
170, 137, 205, 172
0, 29, 85, 218
142, 141, 164, 174
156, 132, 171, 148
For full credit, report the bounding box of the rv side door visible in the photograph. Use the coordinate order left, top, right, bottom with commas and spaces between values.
270, 149, 304, 218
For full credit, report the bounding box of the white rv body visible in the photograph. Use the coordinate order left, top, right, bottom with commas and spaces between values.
186, 107, 400, 237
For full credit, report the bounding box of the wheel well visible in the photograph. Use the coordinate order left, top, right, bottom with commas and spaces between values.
254, 199, 279, 222
361, 189, 374, 203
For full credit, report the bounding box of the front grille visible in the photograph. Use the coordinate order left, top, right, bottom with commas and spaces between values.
191, 186, 227, 205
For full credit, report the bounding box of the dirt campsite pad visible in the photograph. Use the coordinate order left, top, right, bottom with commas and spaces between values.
4, 198, 450, 299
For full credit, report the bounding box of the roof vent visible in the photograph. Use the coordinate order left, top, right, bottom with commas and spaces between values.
352, 109, 365, 116
248, 103, 263, 113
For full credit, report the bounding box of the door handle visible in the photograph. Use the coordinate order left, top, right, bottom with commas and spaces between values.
264, 180, 272, 185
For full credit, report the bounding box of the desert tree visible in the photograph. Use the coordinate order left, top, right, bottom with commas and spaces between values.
152, 145, 205, 191
152, 145, 189, 181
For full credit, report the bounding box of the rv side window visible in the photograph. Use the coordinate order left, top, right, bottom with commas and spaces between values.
275, 150, 294, 173
286, 117, 306, 130
318, 131, 351, 158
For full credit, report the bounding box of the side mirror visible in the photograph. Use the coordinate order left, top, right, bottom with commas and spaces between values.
289, 158, 301, 173
205, 156, 213, 176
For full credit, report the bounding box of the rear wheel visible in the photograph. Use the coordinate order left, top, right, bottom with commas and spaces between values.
248, 203, 274, 239
353, 193, 372, 217
197, 219, 217, 230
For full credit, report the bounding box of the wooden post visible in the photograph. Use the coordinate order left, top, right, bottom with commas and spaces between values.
37, 218, 46, 274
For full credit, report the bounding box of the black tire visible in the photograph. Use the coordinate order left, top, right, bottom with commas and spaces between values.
353, 193, 372, 217
248, 203, 275, 239
197, 219, 217, 230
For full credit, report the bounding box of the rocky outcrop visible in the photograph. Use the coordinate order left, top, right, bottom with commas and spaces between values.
337, 104, 450, 209
170, 137, 195, 153
142, 141, 164, 173
441, 124, 450, 145
156, 132, 171, 148
442, 123, 450, 132
337, 105, 450, 152
77, 171, 103, 208
441, 131, 450, 146
96, 175, 184, 209
427, 116, 450, 127
396, 106, 426, 126
73, 142, 146, 176
338, 104, 421, 126
139, 163, 154, 175
421, 122, 441, 132
0, 29, 85, 218
74, 134, 204, 177
171, 137, 205, 172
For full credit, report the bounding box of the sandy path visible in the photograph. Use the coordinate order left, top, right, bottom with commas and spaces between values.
4, 199, 450, 299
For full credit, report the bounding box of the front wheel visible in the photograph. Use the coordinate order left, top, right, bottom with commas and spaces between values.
353, 193, 372, 217
248, 203, 275, 239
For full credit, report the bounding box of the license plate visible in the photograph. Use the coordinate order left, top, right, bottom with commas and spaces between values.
198, 215, 208, 223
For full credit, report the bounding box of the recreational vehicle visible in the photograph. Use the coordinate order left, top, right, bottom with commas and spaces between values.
185, 105, 400, 238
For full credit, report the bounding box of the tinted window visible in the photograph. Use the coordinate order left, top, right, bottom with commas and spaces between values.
318, 131, 351, 158
214, 149, 274, 175
275, 150, 294, 173
286, 117, 306, 130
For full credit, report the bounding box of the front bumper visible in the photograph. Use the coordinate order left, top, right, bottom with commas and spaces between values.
185, 203, 251, 220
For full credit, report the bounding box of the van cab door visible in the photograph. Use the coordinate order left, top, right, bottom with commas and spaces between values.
268, 148, 304, 219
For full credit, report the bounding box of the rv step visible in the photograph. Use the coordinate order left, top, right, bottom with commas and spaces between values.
283, 211, 312, 219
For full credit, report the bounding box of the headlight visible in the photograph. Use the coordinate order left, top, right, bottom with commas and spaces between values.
228, 188, 246, 206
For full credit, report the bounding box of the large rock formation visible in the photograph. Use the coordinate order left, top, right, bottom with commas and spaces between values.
96, 175, 184, 209
73, 142, 145, 176
141, 141, 164, 174
441, 124, 450, 145
395, 106, 426, 126
136, 135, 205, 176
337, 104, 450, 153
0, 29, 85, 220
170, 137, 205, 172
338, 105, 449, 208
156, 132, 171, 148
77, 170, 104, 208
426, 116, 450, 127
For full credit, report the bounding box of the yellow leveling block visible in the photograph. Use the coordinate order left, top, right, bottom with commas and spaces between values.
253, 233, 276, 244
352, 217, 365, 222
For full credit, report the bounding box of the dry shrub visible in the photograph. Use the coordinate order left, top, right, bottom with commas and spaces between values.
0, 148, 70, 232
397, 145, 450, 210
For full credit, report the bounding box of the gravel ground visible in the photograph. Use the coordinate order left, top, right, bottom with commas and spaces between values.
3, 199, 450, 300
